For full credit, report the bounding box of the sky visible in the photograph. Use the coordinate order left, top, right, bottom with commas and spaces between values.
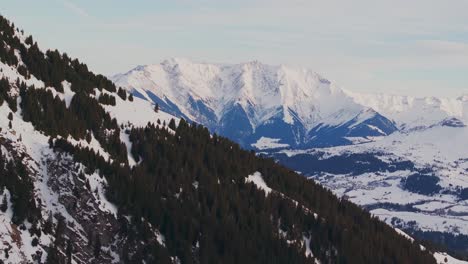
3, 0, 468, 97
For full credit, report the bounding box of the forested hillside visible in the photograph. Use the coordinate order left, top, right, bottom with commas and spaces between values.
0, 14, 440, 263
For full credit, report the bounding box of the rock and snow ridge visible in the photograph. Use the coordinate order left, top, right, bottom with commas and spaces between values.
112, 58, 397, 149
113, 58, 468, 149
345, 90, 468, 130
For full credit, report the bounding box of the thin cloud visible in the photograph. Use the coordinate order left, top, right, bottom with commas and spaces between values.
21, 0, 468, 97
58, 0, 90, 18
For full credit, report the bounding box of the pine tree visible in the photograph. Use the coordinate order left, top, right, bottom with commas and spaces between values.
168, 119, 176, 130
0, 195, 8, 212
25, 35, 33, 46
66, 240, 73, 264
45, 245, 60, 264
43, 212, 54, 234
85, 132, 92, 143
93, 234, 101, 259
48, 137, 54, 149
54, 216, 66, 246
117, 87, 127, 100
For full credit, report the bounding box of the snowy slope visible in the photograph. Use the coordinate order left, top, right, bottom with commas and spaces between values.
0, 33, 177, 262
112, 59, 397, 148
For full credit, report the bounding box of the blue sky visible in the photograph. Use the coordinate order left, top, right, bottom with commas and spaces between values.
3, 0, 468, 97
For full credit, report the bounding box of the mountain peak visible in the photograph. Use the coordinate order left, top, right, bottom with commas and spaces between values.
161, 57, 195, 67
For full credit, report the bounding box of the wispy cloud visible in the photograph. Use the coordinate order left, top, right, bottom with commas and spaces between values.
58, 0, 90, 18
10, 0, 467, 97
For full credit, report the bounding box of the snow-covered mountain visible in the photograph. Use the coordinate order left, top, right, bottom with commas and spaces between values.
112, 58, 397, 148
346, 91, 468, 130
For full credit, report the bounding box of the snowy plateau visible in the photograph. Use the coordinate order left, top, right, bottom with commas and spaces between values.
114, 58, 468, 258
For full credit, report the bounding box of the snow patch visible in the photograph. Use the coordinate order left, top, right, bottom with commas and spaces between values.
394, 228, 414, 242
252, 137, 289, 150
434, 252, 468, 264
101, 88, 177, 128
87, 172, 118, 217
245, 172, 272, 196
120, 130, 136, 167
303, 235, 313, 258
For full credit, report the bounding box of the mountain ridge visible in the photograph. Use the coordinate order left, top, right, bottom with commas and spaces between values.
345, 90, 468, 130
112, 58, 398, 149
115, 58, 468, 134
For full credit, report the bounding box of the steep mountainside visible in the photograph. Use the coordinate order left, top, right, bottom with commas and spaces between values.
0, 15, 444, 263
112, 59, 397, 149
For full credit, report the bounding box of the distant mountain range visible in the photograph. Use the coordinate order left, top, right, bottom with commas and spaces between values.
347, 90, 468, 131
113, 58, 468, 150
112, 58, 399, 149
